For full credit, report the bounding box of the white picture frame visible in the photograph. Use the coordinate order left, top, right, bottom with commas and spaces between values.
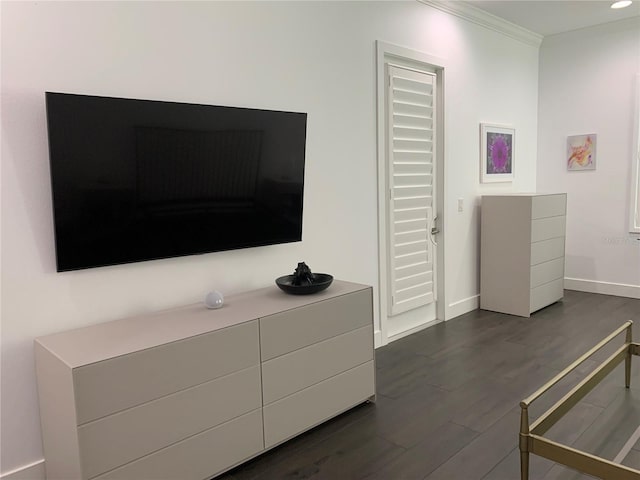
567, 134, 597, 171
480, 123, 515, 183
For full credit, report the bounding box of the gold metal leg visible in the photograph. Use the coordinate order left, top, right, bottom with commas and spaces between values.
519, 404, 530, 480
626, 323, 633, 388
520, 450, 530, 480
626, 352, 632, 388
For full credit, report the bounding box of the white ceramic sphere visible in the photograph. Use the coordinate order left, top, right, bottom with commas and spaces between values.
204, 290, 224, 309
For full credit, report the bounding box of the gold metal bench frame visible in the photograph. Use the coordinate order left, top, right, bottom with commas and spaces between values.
519, 321, 640, 480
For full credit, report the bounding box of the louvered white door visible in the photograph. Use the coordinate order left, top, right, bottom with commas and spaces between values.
387, 65, 436, 316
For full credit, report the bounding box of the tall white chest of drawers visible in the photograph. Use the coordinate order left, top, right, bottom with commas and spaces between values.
480, 193, 567, 317
34, 280, 375, 480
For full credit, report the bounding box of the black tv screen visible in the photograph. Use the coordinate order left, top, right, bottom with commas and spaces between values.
45, 92, 307, 271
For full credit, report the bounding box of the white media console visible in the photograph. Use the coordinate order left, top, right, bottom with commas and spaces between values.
34, 280, 375, 480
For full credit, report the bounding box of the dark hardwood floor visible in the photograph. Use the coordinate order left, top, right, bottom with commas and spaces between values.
221, 290, 640, 479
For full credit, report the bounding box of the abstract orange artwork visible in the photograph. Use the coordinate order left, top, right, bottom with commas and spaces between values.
567, 134, 596, 171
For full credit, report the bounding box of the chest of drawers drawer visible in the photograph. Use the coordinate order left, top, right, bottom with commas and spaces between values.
532, 194, 566, 219
531, 216, 566, 243
530, 257, 565, 289
530, 237, 565, 266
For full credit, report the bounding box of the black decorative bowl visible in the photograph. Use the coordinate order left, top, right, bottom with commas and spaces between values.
275, 273, 334, 295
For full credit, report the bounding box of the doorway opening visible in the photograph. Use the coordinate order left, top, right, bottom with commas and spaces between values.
376, 41, 446, 345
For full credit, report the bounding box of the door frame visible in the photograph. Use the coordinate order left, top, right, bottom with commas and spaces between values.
375, 41, 447, 346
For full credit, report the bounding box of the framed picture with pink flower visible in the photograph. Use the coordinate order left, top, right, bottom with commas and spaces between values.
480, 123, 515, 183
567, 134, 596, 171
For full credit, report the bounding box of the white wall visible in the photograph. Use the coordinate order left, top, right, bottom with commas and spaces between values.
538, 18, 640, 297
0, 1, 539, 476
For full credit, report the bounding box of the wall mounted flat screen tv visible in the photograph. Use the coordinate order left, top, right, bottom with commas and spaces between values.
45, 92, 307, 272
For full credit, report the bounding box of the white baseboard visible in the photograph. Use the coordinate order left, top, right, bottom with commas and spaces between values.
0, 460, 45, 480
446, 294, 480, 320
387, 317, 443, 343
564, 278, 640, 299
374, 329, 383, 348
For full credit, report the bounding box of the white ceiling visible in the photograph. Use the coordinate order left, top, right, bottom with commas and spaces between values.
466, 0, 640, 36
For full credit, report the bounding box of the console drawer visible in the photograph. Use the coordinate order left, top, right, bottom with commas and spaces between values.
78, 365, 261, 479
260, 289, 372, 361
94, 409, 263, 480
263, 361, 375, 448
74, 320, 259, 424
262, 325, 373, 404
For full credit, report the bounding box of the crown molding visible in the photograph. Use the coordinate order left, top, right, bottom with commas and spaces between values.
418, 0, 543, 48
